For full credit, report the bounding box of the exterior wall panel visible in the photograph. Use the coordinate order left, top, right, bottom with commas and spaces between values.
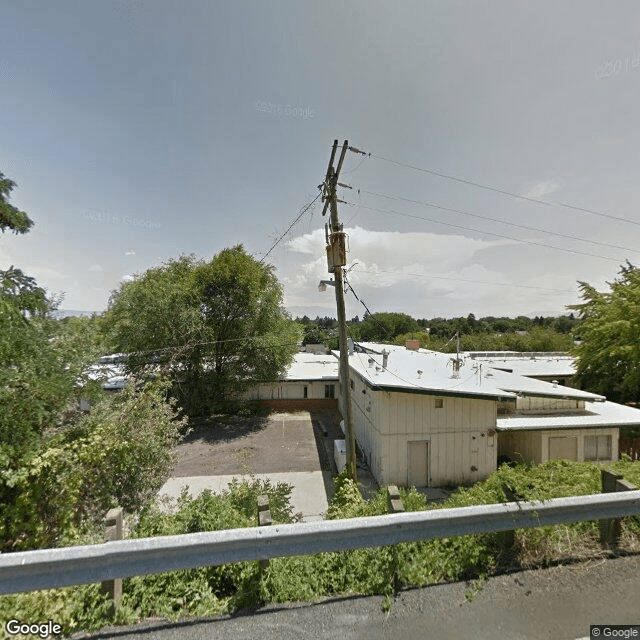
501, 427, 619, 465
352, 384, 497, 486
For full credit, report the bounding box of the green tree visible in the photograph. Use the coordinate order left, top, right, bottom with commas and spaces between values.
105, 247, 301, 415
0, 172, 34, 234
1, 379, 184, 551
1, 266, 48, 316
0, 175, 76, 458
358, 312, 419, 342
570, 263, 640, 402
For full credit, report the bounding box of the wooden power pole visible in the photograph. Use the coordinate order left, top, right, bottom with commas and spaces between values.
322, 139, 357, 482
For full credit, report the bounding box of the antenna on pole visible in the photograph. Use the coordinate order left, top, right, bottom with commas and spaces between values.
451, 332, 463, 378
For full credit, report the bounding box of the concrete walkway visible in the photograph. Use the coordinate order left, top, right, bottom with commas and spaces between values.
158, 470, 332, 521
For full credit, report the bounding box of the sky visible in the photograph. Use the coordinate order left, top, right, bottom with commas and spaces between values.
3, 1, 640, 321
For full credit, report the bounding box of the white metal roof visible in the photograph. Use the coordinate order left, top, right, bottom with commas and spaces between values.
82, 363, 127, 382
477, 365, 602, 401
280, 353, 339, 381
464, 351, 576, 379
351, 343, 602, 402
497, 401, 640, 431
347, 344, 516, 401
101, 375, 128, 390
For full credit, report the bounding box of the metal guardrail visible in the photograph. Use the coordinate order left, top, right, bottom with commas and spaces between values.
2, 490, 640, 596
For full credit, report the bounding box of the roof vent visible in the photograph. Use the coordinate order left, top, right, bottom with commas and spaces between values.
552, 380, 558, 387
417, 369, 423, 379
382, 349, 389, 368
368, 358, 375, 368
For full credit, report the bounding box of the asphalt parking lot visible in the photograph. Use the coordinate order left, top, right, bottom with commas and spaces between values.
159, 409, 344, 520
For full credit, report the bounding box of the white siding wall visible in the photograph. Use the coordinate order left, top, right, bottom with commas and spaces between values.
516, 396, 584, 413
501, 427, 619, 464
350, 372, 497, 486
498, 430, 542, 464
540, 427, 618, 463
245, 380, 334, 401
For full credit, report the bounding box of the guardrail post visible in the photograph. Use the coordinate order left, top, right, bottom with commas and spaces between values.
499, 484, 520, 551
100, 507, 123, 613
257, 495, 272, 570
387, 485, 404, 514
387, 486, 404, 593
600, 469, 637, 548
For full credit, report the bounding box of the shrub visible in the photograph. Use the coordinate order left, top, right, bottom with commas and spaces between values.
0, 379, 184, 551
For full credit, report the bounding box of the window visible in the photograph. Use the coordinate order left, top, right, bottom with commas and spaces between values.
584, 435, 612, 461
350, 378, 354, 389
325, 384, 335, 399
434, 397, 443, 409
303, 385, 308, 399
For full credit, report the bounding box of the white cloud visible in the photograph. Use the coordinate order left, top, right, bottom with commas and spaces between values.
279, 224, 602, 318
121, 274, 135, 283
88, 264, 103, 272
521, 179, 563, 200
282, 226, 512, 316
125, 250, 136, 256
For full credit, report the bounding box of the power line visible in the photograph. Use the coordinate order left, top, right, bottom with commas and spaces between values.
349, 147, 640, 228
112, 335, 304, 363
259, 190, 322, 263
359, 188, 640, 255
344, 275, 393, 340
349, 201, 626, 263
355, 267, 575, 294
340, 153, 369, 176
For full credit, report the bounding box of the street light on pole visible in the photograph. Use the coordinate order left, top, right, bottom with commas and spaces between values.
318, 279, 335, 293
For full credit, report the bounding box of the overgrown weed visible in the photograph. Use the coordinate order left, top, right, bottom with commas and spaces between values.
2, 461, 639, 636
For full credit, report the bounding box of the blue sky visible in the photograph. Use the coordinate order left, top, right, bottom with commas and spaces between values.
3, 1, 640, 319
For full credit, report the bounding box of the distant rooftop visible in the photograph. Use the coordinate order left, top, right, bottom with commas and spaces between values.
348, 343, 515, 401
281, 352, 339, 381
351, 342, 601, 402
464, 351, 576, 379
497, 401, 640, 431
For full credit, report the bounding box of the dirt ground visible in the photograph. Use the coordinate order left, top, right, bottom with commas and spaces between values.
171, 409, 342, 477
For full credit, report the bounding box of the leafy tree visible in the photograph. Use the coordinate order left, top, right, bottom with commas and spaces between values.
0, 172, 34, 234
0, 172, 183, 555
570, 263, 640, 402
1, 266, 48, 316
105, 247, 302, 415
1, 379, 184, 551
357, 312, 419, 342
0, 176, 78, 458
302, 323, 330, 345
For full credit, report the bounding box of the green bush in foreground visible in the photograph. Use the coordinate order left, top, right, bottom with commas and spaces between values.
0, 379, 184, 552
2, 462, 639, 636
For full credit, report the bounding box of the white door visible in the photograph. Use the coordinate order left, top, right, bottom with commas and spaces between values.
408, 441, 429, 487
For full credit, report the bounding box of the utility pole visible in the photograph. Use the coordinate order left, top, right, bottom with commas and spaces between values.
322, 139, 357, 482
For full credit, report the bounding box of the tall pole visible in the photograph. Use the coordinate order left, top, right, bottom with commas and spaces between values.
323, 139, 357, 482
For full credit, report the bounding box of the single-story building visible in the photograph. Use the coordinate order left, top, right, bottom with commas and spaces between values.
244, 352, 339, 410
496, 400, 640, 464
345, 342, 640, 487
464, 351, 576, 387
346, 343, 513, 487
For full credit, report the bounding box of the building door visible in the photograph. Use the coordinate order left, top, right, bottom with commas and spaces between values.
548, 436, 578, 461
408, 441, 429, 487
